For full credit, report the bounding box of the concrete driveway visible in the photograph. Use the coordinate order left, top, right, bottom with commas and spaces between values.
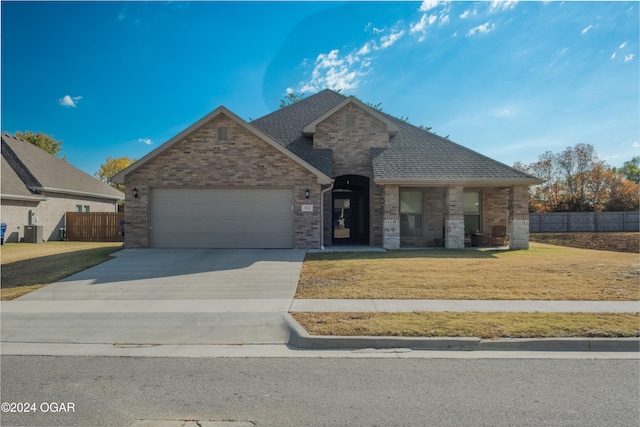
1, 249, 306, 345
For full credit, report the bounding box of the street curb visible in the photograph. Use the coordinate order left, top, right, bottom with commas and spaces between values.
284, 314, 640, 352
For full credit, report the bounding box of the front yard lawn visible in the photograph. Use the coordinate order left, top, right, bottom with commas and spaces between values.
291, 312, 640, 339
1, 242, 122, 300
296, 243, 639, 301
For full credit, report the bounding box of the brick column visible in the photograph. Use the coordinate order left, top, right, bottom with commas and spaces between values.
383, 185, 400, 250
509, 185, 530, 250
445, 185, 464, 249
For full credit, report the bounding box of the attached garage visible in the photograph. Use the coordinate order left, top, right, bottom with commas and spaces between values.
150, 188, 294, 248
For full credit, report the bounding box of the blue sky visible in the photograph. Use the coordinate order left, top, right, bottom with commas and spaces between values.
2, 1, 638, 177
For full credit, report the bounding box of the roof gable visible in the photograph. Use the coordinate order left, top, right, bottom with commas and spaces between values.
112, 106, 332, 184
1, 134, 123, 200
302, 96, 399, 138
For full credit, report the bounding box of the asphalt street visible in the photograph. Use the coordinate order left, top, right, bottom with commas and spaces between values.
1, 356, 638, 427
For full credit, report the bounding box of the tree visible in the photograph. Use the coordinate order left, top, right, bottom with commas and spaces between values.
615, 156, 640, 184
95, 156, 136, 190
280, 92, 305, 108
15, 131, 65, 159
517, 144, 639, 212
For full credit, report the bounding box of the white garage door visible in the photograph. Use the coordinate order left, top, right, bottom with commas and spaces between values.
150, 188, 293, 248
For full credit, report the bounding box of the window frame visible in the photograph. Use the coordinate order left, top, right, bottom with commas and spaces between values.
463, 191, 481, 234
400, 189, 423, 238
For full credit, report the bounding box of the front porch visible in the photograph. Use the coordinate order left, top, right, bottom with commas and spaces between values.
382, 185, 530, 250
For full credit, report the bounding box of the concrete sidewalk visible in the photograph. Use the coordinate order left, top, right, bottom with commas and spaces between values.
290, 299, 640, 313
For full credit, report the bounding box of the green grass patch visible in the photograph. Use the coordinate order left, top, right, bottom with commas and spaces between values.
1, 242, 122, 300
291, 312, 640, 339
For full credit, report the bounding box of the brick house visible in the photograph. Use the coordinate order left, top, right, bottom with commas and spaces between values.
113, 90, 540, 250
1, 133, 124, 242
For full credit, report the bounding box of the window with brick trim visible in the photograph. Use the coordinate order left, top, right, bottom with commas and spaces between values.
218, 127, 228, 141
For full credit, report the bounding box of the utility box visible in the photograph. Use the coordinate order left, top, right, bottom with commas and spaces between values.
24, 225, 43, 243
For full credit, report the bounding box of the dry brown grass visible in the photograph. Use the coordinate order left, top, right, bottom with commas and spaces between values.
291, 312, 640, 339
1, 242, 122, 300
297, 243, 639, 301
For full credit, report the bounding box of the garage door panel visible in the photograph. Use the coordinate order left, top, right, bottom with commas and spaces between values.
151, 188, 293, 248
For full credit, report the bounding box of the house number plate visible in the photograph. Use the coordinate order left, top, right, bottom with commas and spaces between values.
301, 204, 313, 212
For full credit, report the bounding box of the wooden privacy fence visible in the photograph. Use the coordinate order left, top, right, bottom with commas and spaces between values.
530, 211, 639, 233
65, 212, 124, 242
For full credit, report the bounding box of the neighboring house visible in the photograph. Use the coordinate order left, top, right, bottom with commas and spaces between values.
1, 133, 124, 242
113, 90, 541, 250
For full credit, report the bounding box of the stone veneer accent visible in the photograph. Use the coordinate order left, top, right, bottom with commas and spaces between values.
509, 185, 530, 249
382, 185, 400, 250
124, 113, 321, 249
444, 185, 464, 248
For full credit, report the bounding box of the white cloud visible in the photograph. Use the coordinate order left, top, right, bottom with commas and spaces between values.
419, 0, 447, 12
624, 54, 634, 62
467, 22, 494, 36
490, 0, 518, 12
58, 95, 82, 108
376, 29, 405, 49
410, 14, 429, 34
460, 10, 470, 19
632, 141, 639, 148
298, 49, 367, 93
619, 41, 628, 49
358, 43, 371, 56
611, 52, 617, 60
581, 25, 593, 35
138, 138, 153, 145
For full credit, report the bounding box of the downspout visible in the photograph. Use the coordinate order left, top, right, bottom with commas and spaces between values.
320, 180, 335, 250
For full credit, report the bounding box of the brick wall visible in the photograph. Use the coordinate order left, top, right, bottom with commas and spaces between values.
314, 103, 390, 247
124, 113, 322, 249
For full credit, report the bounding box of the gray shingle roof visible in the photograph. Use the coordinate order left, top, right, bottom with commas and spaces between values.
250, 90, 347, 177
2, 134, 124, 200
1, 155, 44, 200
372, 114, 541, 184
251, 89, 540, 185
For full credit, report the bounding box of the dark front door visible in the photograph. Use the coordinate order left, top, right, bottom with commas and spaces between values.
333, 196, 353, 241
332, 175, 369, 245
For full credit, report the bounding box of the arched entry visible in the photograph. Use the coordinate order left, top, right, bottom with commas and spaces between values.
332, 175, 370, 245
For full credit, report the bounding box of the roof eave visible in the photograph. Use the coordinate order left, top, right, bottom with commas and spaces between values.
373, 178, 543, 187
1, 193, 47, 202
32, 186, 123, 201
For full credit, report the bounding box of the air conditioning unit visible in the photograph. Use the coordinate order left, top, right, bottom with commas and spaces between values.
24, 225, 43, 243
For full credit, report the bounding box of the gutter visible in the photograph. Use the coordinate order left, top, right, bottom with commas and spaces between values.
30, 186, 123, 201
0, 193, 46, 202
373, 178, 543, 187
319, 179, 335, 250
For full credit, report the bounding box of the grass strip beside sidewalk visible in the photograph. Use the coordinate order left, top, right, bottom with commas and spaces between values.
291, 312, 640, 339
